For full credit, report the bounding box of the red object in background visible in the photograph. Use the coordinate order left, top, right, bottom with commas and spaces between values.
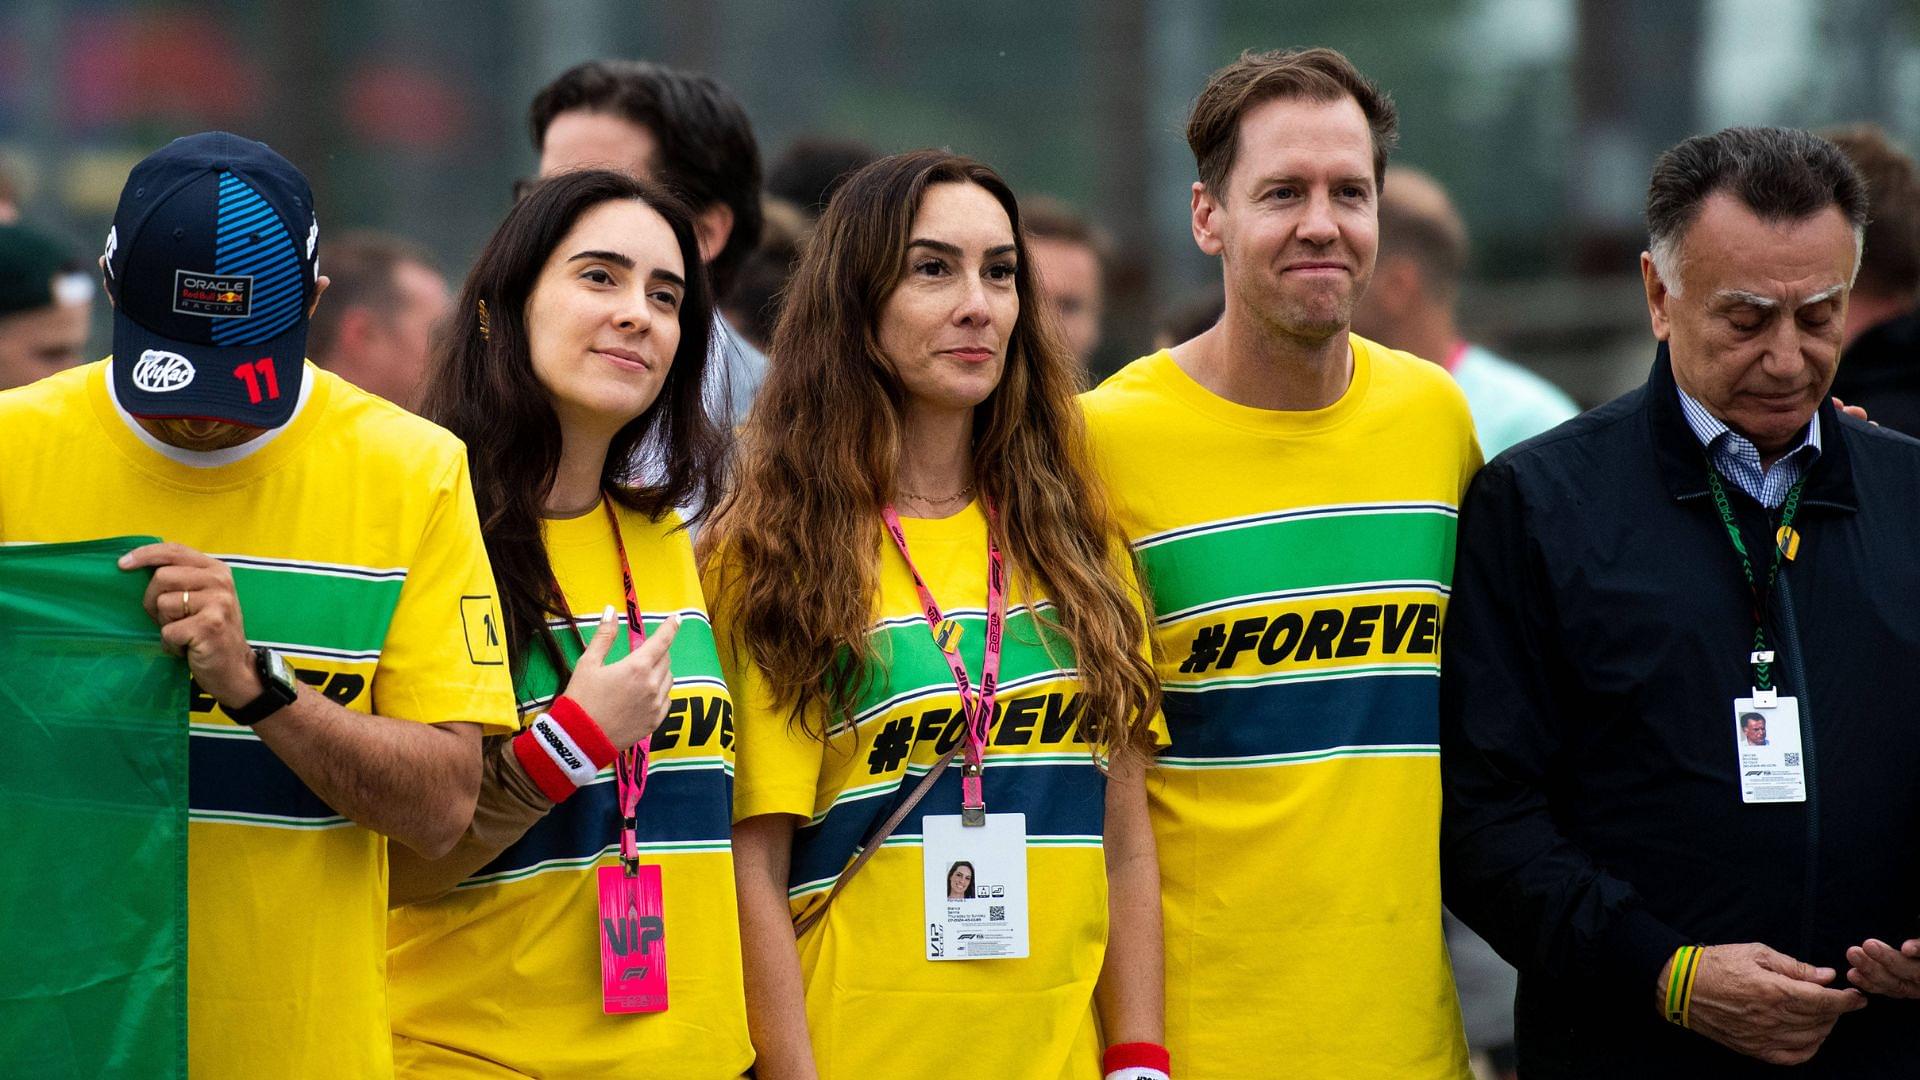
343, 63, 466, 150
61, 11, 262, 129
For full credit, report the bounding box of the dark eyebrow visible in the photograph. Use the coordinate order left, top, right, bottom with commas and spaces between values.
567, 249, 635, 270
1249, 174, 1372, 190
908, 239, 1018, 259
651, 268, 687, 290
1249, 174, 1301, 191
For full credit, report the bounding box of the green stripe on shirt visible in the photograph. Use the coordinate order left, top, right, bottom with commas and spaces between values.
1138, 507, 1458, 616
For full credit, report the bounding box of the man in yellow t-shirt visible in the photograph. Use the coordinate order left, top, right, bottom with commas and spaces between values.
0, 132, 515, 1079
1082, 51, 1480, 1078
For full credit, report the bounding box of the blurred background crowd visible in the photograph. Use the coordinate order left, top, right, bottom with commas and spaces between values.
4, 0, 1920, 404
4, 2, 1920, 1076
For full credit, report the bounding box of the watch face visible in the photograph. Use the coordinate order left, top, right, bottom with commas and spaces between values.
263, 649, 296, 692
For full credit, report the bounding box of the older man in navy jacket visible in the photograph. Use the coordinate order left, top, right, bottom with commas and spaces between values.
1442, 126, 1920, 1078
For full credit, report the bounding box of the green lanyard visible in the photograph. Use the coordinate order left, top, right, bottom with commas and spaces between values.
1704, 466, 1806, 692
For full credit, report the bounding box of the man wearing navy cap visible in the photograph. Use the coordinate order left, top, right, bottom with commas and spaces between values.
0, 132, 516, 1079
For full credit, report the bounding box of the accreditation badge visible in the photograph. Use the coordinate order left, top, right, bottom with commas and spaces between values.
598, 864, 668, 1012
1732, 695, 1806, 804
923, 813, 1029, 960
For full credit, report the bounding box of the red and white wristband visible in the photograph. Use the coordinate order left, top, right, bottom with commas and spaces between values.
1104, 1042, 1171, 1080
512, 695, 617, 803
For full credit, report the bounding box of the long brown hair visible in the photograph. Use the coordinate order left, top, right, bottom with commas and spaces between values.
702, 150, 1159, 763
424, 169, 724, 677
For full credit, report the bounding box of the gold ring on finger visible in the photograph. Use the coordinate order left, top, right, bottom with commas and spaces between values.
181, 590, 193, 617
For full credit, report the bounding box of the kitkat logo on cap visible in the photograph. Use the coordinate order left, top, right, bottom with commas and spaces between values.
131, 349, 196, 392
173, 269, 253, 319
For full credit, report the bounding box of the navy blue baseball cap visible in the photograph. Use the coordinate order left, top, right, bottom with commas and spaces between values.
105, 132, 319, 427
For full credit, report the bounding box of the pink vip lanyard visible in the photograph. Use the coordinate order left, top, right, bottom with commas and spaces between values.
558, 498, 652, 874
879, 501, 1005, 826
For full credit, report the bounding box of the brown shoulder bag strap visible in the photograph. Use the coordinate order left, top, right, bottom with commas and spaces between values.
791, 742, 963, 939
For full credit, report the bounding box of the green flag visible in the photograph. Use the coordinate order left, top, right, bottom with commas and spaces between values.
0, 537, 187, 1079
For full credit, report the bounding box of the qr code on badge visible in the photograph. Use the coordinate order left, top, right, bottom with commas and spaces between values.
989, 905, 1005, 922
1785, 752, 1801, 766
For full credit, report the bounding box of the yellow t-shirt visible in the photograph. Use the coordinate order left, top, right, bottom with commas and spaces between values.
0, 360, 517, 1080
388, 500, 752, 1079
1081, 340, 1482, 1080
718, 502, 1152, 1080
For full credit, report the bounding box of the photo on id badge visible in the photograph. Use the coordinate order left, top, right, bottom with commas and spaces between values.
1732, 695, 1805, 804
923, 812, 1029, 961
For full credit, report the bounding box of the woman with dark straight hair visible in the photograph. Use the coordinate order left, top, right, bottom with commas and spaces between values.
386, 168, 752, 1078
705, 150, 1167, 1080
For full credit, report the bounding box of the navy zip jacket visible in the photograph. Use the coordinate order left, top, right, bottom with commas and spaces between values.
1441, 347, 1920, 1077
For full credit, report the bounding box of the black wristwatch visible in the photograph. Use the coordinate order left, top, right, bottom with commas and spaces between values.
227, 647, 299, 726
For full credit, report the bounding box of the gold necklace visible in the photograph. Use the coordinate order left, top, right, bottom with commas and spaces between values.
897, 480, 976, 505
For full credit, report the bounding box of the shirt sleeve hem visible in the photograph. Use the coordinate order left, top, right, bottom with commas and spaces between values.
1603, 904, 1690, 998
732, 785, 818, 825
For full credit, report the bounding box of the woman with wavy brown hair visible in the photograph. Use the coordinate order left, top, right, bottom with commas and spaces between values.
703, 150, 1167, 1080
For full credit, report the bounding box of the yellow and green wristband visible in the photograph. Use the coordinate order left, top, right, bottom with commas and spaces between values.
1664, 944, 1705, 1028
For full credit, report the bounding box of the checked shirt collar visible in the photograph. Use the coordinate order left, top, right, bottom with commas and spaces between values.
1676, 386, 1822, 509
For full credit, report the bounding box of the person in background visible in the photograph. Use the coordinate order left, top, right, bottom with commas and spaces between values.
1022, 195, 1110, 367
386, 168, 749, 1079
0, 158, 22, 224
1351, 167, 1579, 456
719, 196, 809, 355
305, 231, 450, 413
1448, 910, 1520, 1080
765, 134, 880, 220
711, 150, 1167, 1080
0, 222, 94, 390
1153, 282, 1224, 352
530, 60, 767, 425
1823, 124, 1920, 436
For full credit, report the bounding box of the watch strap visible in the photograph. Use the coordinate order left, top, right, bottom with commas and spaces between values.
227, 647, 298, 726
